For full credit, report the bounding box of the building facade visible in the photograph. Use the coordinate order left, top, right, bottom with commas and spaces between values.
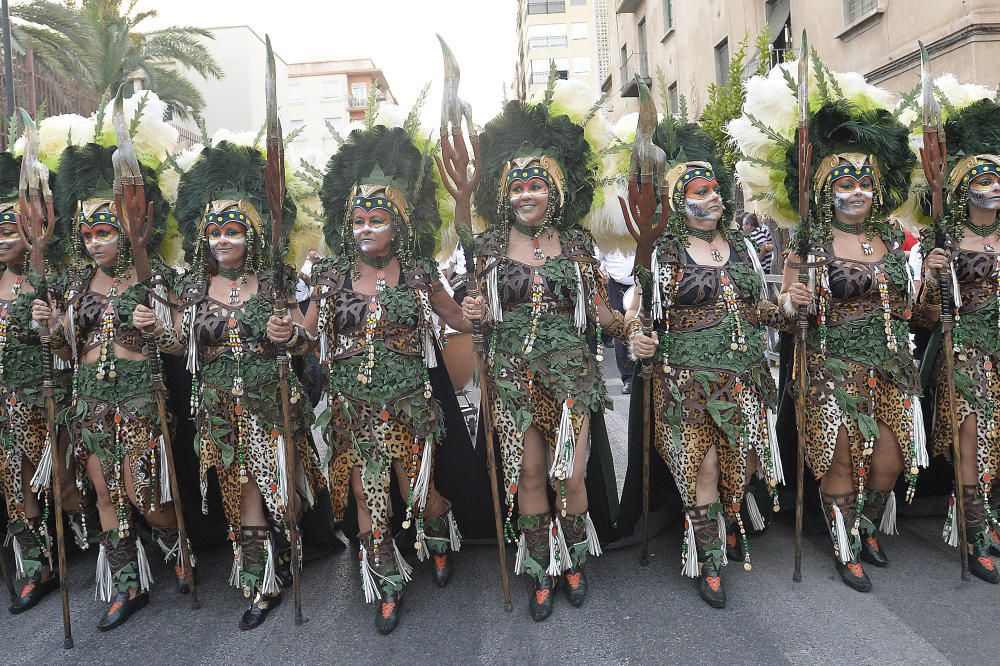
515, 0, 612, 101
606, 0, 1000, 122
285, 59, 396, 160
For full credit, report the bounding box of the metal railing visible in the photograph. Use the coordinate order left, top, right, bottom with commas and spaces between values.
527, 0, 565, 15
619, 52, 650, 96
528, 35, 568, 50
347, 95, 367, 108
845, 0, 878, 24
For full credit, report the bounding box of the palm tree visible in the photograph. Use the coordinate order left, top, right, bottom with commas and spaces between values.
10, 0, 223, 119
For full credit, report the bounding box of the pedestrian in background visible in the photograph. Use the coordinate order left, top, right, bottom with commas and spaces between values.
741, 212, 774, 273
597, 247, 635, 394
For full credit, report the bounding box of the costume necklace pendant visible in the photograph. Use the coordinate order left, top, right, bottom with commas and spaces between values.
532, 238, 543, 260
860, 235, 874, 255
711, 245, 723, 263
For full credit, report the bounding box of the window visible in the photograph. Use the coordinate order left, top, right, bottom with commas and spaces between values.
638, 18, 648, 54
288, 82, 303, 103
531, 58, 568, 84
844, 0, 877, 24
527, 23, 568, 49
667, 82, 678, 115
572, 57, 591, 74
321, 79, 343, 100
571, 0, 586, 5
288, 119, 305, 133
325, 117, 345, 133
663, 0, 673, 31
526, 0, 565, 15
714, 37, 729, 85
571, 22, 588, 40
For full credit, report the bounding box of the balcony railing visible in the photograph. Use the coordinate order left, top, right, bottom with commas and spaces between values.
619, 52, 651, 98
528, 35, 568, 50
348, 95, 367, 108
765, 48, 792, 72
527, 0, 565, 15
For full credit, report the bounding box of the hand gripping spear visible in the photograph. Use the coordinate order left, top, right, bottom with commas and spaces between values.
434, 35, 512, 612
792, 30, 813, 584
263, 35, 304, 624
110, 87, 199, 609
17, 108, 73, 648
617, 76, 667, 566
918, 41, 970, 581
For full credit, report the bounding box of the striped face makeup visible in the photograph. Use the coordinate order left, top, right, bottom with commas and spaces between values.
683, 176, 723, 222
206, 220, 248, 264
968, 172, 1000, 211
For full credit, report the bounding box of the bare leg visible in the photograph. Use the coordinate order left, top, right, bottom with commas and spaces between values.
517, 426, 550, 515
560, 415, 591, 515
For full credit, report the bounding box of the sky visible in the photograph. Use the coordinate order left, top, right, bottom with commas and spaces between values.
138, 0, 518, 127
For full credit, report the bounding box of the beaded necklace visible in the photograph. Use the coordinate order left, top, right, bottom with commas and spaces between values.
963, 219, 999, 252
356, 260, 389, 386
831, 219, 874, 255
94, 269, 132, 381
512, 221, 550, 260
685, 225, 724, 263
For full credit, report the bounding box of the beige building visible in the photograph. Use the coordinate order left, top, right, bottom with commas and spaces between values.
607, 0, 1000, 122
515, 0, 613, 101
285, 59, 396, 160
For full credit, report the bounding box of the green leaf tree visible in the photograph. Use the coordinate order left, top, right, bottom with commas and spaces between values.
10, 0, 223, 119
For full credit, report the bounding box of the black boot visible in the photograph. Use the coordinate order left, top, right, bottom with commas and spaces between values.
423, 508, 460, 588
688, 504, 726, 609
963, 486, 1000, 584
238, 526, 283, 630
560, 513, 592, 608
153, 527, 196, 594
96, 532, 149, 631
859, 489, 892, 568
518, 514, 556, 622
821, 491, 871, 593
7, 518, 55, 614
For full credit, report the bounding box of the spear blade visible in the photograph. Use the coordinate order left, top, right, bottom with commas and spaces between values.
919, 41, 941, 132
17, 108, 41, 195
798, 30, 809, 128
111, 84, 142, 184
630, 76, 665, 183
437, 34, 460, 129
265, 33, 285, 244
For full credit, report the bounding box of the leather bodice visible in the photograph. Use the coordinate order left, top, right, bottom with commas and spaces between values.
75, 289, 143, 354
954, 249, 998, 314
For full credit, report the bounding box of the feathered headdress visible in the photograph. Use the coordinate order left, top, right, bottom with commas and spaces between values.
474, 77, 609, 237
173, 140, 297, 281
728, 57, 914, 238
320, 124, 443, 272
896, 75, 1000, 235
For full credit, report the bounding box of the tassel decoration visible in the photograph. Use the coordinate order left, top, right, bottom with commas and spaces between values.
95, 542, 114, 601
943, 495, 960, 547
228, 545, 242, 588
359, 544, 379, 603
682, 514, 699, 578
185, 304, 199, 374
573, 262, 587, 333
546, 517, 572, 576
136, 538, 154, 592
767, 408, 785, 484
716, 512, 729, 566
650, 250, 663, 320
158, 435, 172, 503
912, 395, 928, 468
831, 503, 853, 563
549, 399, 576, 481
486, 263, 503, 323
880, 490, 899, 535
746, 492, 767, 532
276, 433, 289, 506
584, 512, 603, 557
447, 510, 463, 551
153, 282, 173, 329
10, 533, 25, 578
412, 437, 433, 509
30, 434, 53, 492
261, 536, 281, 595
744, 237, 769, 301
392, 540, 413, 582
514, 532, 528, 574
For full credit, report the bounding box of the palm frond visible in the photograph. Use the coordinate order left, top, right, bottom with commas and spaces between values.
403, 82, 431, 138
325, 120, 345, 147
365, 84, 379, 131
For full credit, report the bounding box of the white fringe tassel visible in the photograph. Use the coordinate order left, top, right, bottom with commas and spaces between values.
546, 518, 572, 576
261, 537, 281, 595
136, 538, 153, 592
766, 408, 785, 485
486, 264, 502, 323
744, 237, 768, 301
951, 261, 963, 309
412, 437, 433, 510
746, 492, 767, 532
912, 395, 928, 468
548, 400, 575, 481
880, 491, 899, 535
831, 503, 852, 563
276, 434, 289, 507
415, 529, 429, 562
650, 251, 663, 321
95, 543, 114, 601
393, 540, 413, 583
30, 434, 53, 492
716, 512, 729, 566
447, 510, 463, 552
514, 532, 528, 574
228, 545, 243, 588
573, 263, 587, 334
66, 303, 77, 360
682, 514, 699, 578
359, 545, 379, 604
69, 517, 89, 550
583, 512, 603, 557
158, 434, 172, 503
185, 304, 199, 373
153, 282, 173, 329
10, 533, 25, 578
943, 497, 960, 547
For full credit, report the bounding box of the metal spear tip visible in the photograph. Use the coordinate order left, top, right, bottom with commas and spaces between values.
918, 40, 941, 128
797, 30, 810, 125
630, 77, 665, 185
265, 34, 281, 137
18, 107, 40, 193
110, 84, 142, 180
438, 34, 464, 130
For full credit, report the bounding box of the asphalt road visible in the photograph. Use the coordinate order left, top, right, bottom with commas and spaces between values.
2, 356, 998, 665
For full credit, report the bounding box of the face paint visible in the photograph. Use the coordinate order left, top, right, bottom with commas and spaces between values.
352, 208, 394, 257
509, 176, 550, 226
81, 222, 120, 267
683, 177, 723, 222
968, 172, 1000, 211
0, 222, 26, 263
831, 175, 874, 220
206, 220, 248, 263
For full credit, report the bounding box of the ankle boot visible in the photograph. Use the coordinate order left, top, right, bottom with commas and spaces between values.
238, 526, 282, 630
358, 532, 409, 635
516, 514, 556, 621
96, 531, 148, 631
821, 491, 871, 593
7, 518, 56, 614
859, 489, 892, 567
963, 486, 1000, 584
688, 504, 726, 609
153, 526, 196, 594
560, 513, 595, 607
422, 508, 461, 587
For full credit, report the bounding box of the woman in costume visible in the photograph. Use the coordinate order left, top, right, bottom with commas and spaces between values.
31, 139, 186, 629
628, 111, 803, 608
730, 59, 924, 592
914, 81, 1000, 582
461, 79, 627, 621
171, 139, 325, 630
307, 122, 470, 634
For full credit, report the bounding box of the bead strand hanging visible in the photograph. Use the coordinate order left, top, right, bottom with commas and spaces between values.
0, 272, 23, 376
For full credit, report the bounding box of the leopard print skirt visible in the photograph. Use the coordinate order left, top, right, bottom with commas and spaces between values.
196, 391, 325, 531
0, 384, 48, 522
651, 366, 773, 519
326, 392, 438, 538
930, 347, 1000, 496
801, 350, 918, 485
